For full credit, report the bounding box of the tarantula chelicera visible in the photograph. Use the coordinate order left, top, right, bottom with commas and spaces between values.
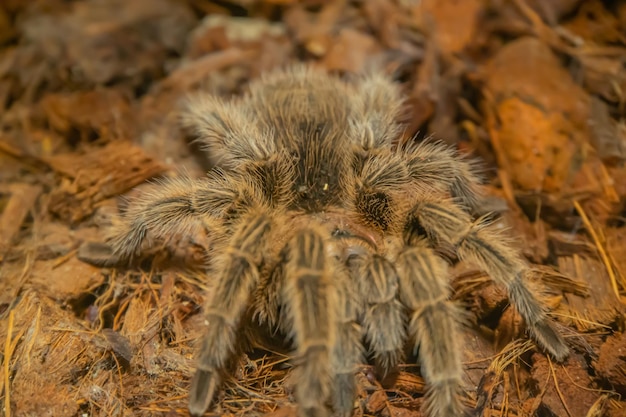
103, 66, 569, 417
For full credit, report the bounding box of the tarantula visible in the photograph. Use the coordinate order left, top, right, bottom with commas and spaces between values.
101, 66, 569, 417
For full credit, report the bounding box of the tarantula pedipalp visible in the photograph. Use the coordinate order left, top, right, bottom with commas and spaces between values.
104, 66, 569, 417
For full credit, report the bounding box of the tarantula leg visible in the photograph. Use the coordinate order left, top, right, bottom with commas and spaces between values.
396, 240, 464, 417
331, 265, 363, 417
283, 228, 336, 417
182, 94, 275, 168
253, 260, 285, 330
459, 222, 569, 360
361, 255, 406, 377
350, 72, 405, 149
188, 211, 272, 416
410, 201, 569, 361
106, 176, 217, 261
404, 141, 483, 210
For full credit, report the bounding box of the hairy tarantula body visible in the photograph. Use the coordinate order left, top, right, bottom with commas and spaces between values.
106, 66, 568, 417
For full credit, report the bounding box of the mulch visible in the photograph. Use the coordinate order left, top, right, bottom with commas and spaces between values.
1, 0, 626, 416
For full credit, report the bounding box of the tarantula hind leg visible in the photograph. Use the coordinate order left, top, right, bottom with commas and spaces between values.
360, 254, 406, 379
77, 241, 123, 267
189, 211, 272, 416
410, 200, 570, 361
396, 240, 465, 417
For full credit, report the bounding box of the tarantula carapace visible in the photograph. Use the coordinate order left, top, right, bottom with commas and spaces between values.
103, 66, 568, 417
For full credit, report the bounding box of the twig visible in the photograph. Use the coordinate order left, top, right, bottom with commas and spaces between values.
548, 357, 573, 417
4, 310, 14, 417
160, 48, 257, 91
573, 200, 621, 300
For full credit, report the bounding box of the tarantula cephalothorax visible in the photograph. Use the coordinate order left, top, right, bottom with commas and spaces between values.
103, 66, 568, 417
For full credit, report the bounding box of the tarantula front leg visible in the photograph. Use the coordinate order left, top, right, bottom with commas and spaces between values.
350, 152, 409, 377
396, 239, 464, 417
330, 261, 363, 416
283, 228, 337, 417
104, 176, 224, 262
408, 200, 569, 361
189, 211, 272, 416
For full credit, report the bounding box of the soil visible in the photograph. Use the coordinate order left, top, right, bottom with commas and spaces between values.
1, 1, 626, 416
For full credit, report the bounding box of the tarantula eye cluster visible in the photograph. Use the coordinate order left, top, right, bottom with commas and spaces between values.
104, 66, 568, 417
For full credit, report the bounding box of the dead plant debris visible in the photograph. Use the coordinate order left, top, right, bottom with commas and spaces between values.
1, 1, 626, 416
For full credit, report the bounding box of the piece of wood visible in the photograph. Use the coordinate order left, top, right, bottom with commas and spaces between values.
0, 183, 42, 258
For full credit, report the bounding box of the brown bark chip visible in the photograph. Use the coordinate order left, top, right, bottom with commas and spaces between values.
557, 255, 622, 331
530, 353, 599, 417
40, 89, 135, 143
594, 332, 626, 396
415, 0, 483, 55
0, 183, 42, 257
45, 140, 166, 223
482, 37, 589, 193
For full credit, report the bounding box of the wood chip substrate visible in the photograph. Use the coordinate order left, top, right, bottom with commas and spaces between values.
1, 1, 626, 416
